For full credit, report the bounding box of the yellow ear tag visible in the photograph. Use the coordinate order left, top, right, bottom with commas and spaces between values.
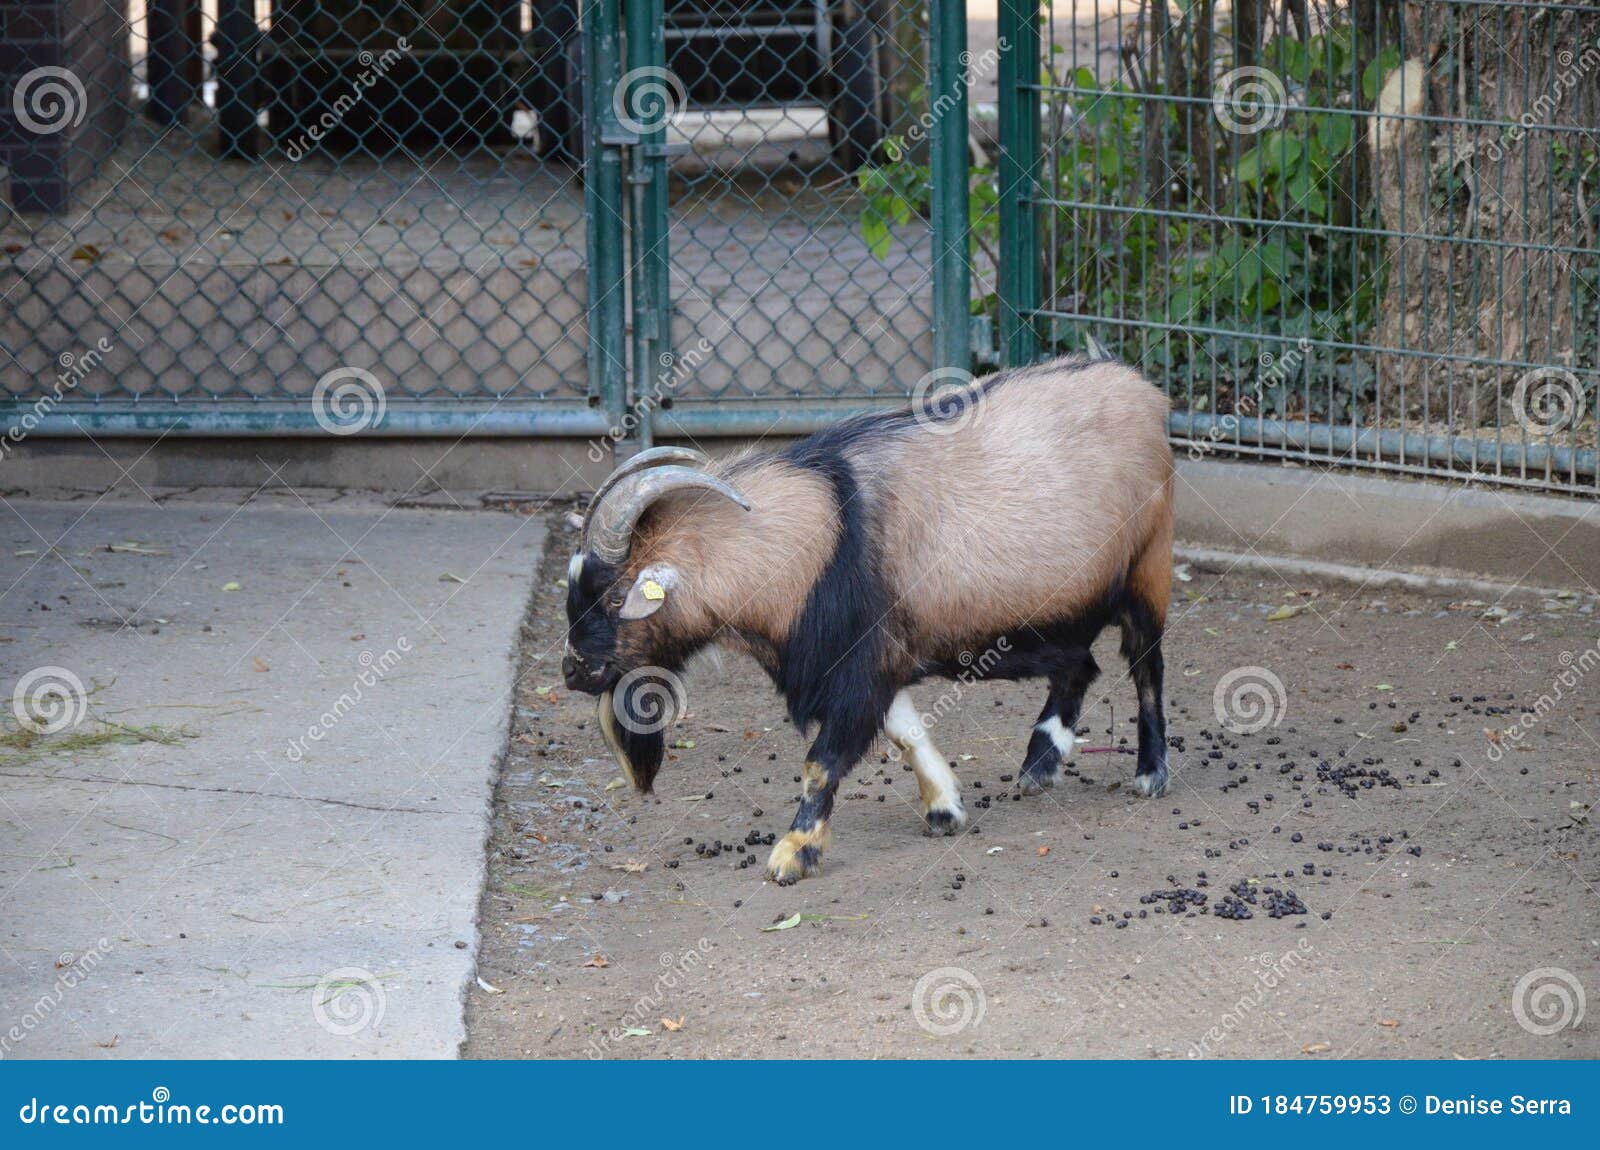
641, 579, 666, 602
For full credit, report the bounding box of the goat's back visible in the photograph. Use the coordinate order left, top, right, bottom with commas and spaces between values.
856, 358, 1173, 647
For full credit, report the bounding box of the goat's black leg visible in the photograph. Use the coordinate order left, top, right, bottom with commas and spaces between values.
1018, 650, 1100, 794
766, 720, 875, 884
1119, 602, 1169, 797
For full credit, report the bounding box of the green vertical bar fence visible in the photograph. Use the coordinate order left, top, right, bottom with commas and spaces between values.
929, 0, 971, 373
996, 0, 1039, 368
585, 0, 630, 440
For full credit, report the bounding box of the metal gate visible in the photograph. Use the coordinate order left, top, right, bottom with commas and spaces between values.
994, 0, 1598, 496
583, 0, 970, 444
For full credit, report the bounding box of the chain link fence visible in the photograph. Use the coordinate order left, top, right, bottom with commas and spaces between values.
3, 1, 1596, 497
0, 0, 943, 441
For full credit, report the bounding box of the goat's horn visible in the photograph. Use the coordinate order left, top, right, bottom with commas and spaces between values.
585, 465, 751, 564
583, 447, 710, 535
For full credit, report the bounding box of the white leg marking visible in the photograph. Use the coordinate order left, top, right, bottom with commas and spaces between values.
886, 691, 966, 832
1036, 715, 1077, 761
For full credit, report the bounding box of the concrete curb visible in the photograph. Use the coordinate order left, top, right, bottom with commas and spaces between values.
1173, 459, 1599, 594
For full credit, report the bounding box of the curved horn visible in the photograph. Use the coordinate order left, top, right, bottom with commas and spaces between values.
585, 465, 751, 564
583, 447, 710, 534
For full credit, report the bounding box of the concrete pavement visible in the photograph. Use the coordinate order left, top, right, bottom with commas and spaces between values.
0, 488, 548, 1057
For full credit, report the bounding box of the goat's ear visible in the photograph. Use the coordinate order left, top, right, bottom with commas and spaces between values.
619, 563, 679, 620
563, 510, 585, 531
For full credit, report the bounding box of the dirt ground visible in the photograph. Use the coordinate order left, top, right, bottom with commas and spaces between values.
465, 508, 1599, 1059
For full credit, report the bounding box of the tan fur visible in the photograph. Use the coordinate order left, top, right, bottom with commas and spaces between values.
866, 359, 1173, 661
615, 358, 1172, 670
765, 821, 832, 883
616, 454, 838, 659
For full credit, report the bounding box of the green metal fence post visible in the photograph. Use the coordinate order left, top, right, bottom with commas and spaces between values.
584, 0, 630, 442
929, 0, 971, 374
996, 0, 1040, 366
626, 0, 673, 449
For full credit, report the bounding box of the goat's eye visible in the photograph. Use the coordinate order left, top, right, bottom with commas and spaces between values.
608, 593, 626, 609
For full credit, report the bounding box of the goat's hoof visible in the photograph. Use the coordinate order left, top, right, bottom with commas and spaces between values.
765, 826, 829, 884
1016, 767, 1058, 795
1132, 765, 1169, 798
922, 799, 967, 836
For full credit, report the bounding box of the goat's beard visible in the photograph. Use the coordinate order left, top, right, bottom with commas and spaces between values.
597, 691, 664, 794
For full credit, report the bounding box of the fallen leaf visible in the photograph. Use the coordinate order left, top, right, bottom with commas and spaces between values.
1369, 683, 1394, 691
581, 953, 609, 968
672, 738, 696, 749
986, 846, 1004, 855
609, 859, 648, 874
1036, 846, 1050, 857
70, 244, 101, 262
1377, 1018, 1399, 1028
1301, 1041, 1332, 1054
1267, 604, 1308, 622
106, 542, 169, 556
222, 581, 241, 591
762, 913, 803, 932
660, 1016, 685, 1032
678, 793, 709, 802
95, 1034, 119, 1049
1334, 662, 1354, 670
604, 777, 627, 791
476, 976, 504, 995
439, 572, 466, 584
620, 1026, 652, 1037
252, 657, 270, 673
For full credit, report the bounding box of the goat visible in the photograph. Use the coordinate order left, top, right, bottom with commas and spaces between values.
562, 356, 1175, 884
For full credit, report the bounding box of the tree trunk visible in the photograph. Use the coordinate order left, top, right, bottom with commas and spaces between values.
1370, 2, 1597, 428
